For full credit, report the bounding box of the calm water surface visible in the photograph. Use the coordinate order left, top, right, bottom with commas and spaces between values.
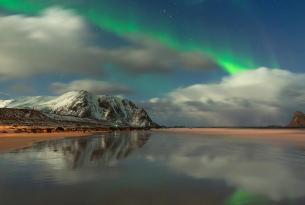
0, 131, 305, 205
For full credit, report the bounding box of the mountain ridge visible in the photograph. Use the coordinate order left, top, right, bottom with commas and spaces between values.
0, 90, 159, 128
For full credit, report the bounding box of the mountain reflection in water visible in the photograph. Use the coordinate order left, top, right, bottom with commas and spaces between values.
16, 130, 150, 169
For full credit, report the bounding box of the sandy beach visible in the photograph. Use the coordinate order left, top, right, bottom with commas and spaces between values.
155, 128, 305, 142
1, 127, 305, 153
0, 132, 100, 153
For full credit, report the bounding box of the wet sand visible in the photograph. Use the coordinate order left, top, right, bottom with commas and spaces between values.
0, 132, 98, 153
155, 128, 305, 142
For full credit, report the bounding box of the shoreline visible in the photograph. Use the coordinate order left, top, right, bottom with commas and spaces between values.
0, 124, 149, 153
0, 123, 153, 153
154, 128, 305, 142
0, 131, 106, 154
1, 127, 305, 154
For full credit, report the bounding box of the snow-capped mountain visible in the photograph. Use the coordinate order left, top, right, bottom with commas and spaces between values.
0, 91, 158, 128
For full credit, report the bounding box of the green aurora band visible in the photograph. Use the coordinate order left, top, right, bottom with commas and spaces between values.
226, 190, 269, 205
0, 0, 278, 74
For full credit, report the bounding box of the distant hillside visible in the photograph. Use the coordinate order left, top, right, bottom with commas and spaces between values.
288, 111, 305, 127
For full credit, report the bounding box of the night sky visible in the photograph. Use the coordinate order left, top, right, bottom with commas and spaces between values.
0, 0, 304, 126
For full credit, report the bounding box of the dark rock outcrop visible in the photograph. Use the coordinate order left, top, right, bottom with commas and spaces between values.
288, 111, 305, 127
0, 108, 54, 124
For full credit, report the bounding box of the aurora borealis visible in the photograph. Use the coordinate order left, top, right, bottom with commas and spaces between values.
0, 0, 282, 74
226, 190, 269, 205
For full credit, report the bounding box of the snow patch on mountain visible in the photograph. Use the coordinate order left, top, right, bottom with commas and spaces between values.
0, 91, 158, 128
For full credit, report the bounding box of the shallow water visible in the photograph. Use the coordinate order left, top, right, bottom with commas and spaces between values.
0, 131, 305, 205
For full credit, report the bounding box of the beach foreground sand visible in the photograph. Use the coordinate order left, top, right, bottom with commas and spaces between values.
154, 128, 305, 142
0, 132, 99, 153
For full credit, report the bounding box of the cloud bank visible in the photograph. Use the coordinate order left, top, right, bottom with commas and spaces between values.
0, 7, 216, 79
0, 8, 103, 79
144, 67, 305, 126
50, 79, 132, 95
106, 36, 216, 73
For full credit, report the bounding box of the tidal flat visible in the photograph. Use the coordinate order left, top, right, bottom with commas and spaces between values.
0, 130, 305, 205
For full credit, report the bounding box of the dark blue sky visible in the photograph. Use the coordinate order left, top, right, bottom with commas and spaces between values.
0, 0, 304, 99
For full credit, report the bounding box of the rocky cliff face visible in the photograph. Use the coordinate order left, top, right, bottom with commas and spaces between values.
288, 111, 305, 127
0, 108, 53, 124
0, 91, 158, 128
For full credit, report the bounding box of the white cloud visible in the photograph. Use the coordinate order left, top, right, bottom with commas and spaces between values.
0, 7, 216, 79
50, 79, 132, 95
0, 8, 103, 79
144, 68, 305, 126
106, 36, 216, 73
